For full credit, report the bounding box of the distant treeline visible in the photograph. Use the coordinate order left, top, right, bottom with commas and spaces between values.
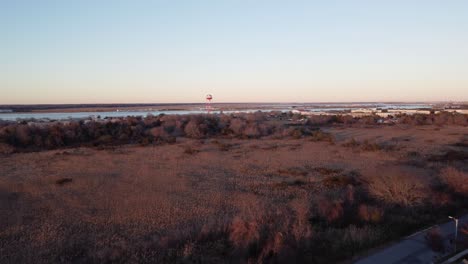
0, 111, 466, 152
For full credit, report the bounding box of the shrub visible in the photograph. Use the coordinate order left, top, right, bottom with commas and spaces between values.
360, 140, 382, 151
311, 225, 386, 260
428, 150, 468, 162
343, 138, 360, 148
358, 204, 384, 223
323, 175, 358, 188
14, 125, 32, 146
337, 225, 385, 255
439, 167, 468, 195
313, 167, 343, 175
215, 142, 233, 151
1, 112, 466, 152
183, 146, 199, 155
317, 198, 344, 224
278, 167, 308, 177
184, 119, 205, 139
243, 123, 262, 138
150, 127, 170, 141
287, 128, 304, 139
229, 118, 246, 135
309, 130, 334, 143
367, 172, 430, 207
425, 227, 445, 253
0, 143, 14, 154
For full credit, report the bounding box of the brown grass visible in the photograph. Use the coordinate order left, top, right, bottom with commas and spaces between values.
367, 168, 431, 207
439, 167, 468, 195
0, 122, 467, 263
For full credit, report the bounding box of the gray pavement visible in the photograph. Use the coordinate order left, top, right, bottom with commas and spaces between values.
355, 214, 468, 264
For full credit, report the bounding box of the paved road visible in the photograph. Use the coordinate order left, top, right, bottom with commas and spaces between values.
355, 214, 468, 264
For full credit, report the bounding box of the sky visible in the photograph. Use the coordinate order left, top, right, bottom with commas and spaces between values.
1, 0, 467, 104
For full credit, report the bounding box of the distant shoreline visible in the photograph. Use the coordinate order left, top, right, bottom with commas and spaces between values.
1, 102, 465, 114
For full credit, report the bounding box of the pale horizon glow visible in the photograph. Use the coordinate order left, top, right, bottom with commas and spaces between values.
1, 1, 468, 104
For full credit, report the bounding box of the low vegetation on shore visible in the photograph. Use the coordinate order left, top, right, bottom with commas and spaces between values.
0, 111, 466, 153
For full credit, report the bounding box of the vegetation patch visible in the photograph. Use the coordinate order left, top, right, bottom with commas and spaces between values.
322, 174, 360, 188
278, 167, 308, 177
55, 178, 73, 185
183, 146, 200, 155
428, 150, 468, 162
312, 167, 344, 175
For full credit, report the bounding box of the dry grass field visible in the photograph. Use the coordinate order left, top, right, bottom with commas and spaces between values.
1, 114, 467, 263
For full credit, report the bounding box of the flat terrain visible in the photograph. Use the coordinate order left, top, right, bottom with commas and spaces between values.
1, 124, 467, 263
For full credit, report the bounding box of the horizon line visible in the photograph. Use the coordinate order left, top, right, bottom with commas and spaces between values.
1, 101, 467, 106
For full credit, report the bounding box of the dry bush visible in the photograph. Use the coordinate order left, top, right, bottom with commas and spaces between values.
272, 179, 306, 190
337, 225, 385, 254
14, 125, 32, 146
229, 217, 261, 248
439, 167, 468, 195
357, 115, 379, 125
441, 112, 455, 125
367, 171, 431, 207
322, 175, 358, 188
396, 112, 468, 126
243, 123, 262, 138
184, 119, 206, 139
261, 143, 278, 150
313, 167, 344, 175
343, 138, 360, 148
213, 141, 234, 151
429, 192, 452, 207
428, 150, 468, 162
227, 203, 313, 263
0, 143, 14, 154
228, 118, 246, 135
311, 225, 386, 261
358, 204, 384, 223
343, 139, 394, 152
306, 114, 355, 125
277, 127, 302, 139
316, 198, 345, 224
335, 115, 356, 124
309, 130, 334, 143
425, 227, 445, 253
183, 145, 199, 155
452, 113, 468, 126
360, 140, 383, 151
278, 167, 308, 177
407, 112, 468, 126
1, 112, 467, 152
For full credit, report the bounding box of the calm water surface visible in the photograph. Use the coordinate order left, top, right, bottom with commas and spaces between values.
0, 103, 432, 121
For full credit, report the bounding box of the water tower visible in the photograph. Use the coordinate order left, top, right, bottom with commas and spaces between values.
205, 94, 213, 113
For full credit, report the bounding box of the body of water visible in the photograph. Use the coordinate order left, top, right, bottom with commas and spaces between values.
0, 103, 433, 121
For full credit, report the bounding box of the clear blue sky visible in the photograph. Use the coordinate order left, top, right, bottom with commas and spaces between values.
1, 0, 467, 104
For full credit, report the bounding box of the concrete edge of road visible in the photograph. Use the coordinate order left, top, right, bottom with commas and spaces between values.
441, 249, 468, 264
